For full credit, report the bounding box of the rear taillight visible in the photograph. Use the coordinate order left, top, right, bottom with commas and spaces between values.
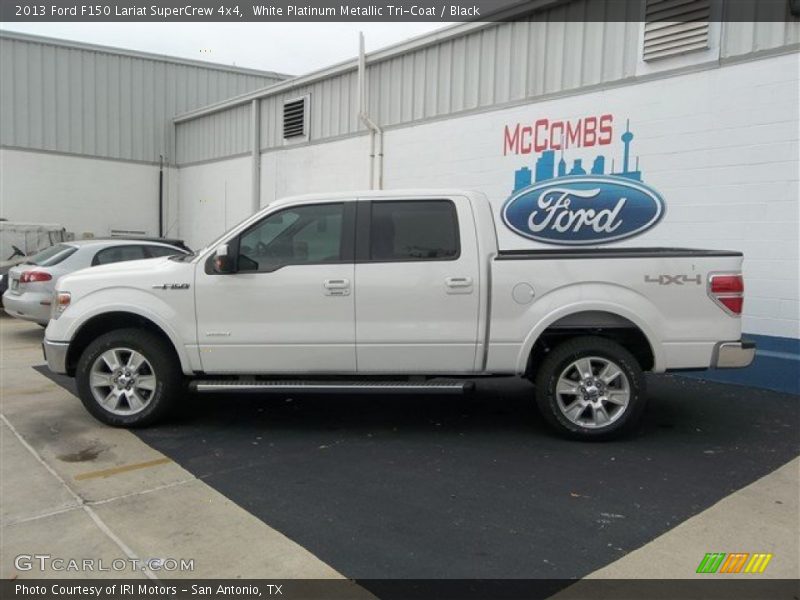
709, 273, 744, 316
20, 271, 52, 283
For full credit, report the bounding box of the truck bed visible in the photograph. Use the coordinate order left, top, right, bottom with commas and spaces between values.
487, 247, 746, 374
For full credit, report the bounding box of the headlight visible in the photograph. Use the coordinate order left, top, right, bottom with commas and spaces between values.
51, 291, 71, 319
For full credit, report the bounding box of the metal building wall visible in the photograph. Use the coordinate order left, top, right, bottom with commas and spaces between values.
721, 1, 800, 58
174, 69, 362, 163
366, 7, 641, 128
259, 70, 360, 149
0, 31, 287, 164
177, 15, 642, 165
174, 0, 800, 166
176, 103, 252, 165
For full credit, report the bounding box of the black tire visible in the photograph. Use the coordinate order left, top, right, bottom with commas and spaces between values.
76, 328, 183, 427
534, 336, 646, 441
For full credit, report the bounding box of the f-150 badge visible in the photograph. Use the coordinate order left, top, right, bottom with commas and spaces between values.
152, 283, 190, 290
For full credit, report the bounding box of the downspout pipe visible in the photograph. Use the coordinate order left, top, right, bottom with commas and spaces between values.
251, 98, 261, 214
158, 155, 164, 237
357, 32, 383, 190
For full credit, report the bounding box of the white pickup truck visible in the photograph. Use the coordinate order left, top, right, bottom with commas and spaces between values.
43, 190, 754, 439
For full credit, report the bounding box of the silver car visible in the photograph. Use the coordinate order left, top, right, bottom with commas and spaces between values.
2, 239, 188, 325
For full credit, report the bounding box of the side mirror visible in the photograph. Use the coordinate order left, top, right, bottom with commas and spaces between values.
213, 244, 236, 274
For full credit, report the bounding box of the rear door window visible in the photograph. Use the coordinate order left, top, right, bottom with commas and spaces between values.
92, 245, 148, 266
369, 200, 459, 262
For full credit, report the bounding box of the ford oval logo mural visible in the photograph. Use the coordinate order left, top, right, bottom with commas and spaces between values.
501, 176, 665, 245
501, 117, 666, 245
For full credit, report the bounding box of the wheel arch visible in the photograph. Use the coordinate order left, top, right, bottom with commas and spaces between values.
518, 303, 663, 376
65, 311, 190, 376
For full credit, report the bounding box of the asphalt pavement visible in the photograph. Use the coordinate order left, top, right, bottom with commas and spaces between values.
37, 365, 800, 580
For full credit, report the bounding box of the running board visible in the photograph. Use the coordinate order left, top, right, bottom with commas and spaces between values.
190, 380, 473, 394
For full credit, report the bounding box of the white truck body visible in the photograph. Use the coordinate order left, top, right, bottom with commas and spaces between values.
43, 190, 754, 438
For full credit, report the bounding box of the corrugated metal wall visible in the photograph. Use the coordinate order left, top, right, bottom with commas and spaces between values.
366, 19, 640, 128
260, 70, 360, 149
177, 16, 643, 164
171, 0, 798, 165
721, 2, 800, 58
0, 32, 286, 164
176, 71, 363, 161
176, 103, 252, 165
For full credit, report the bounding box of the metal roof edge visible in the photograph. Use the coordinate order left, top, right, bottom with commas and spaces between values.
0, 29, 293, 80
173, 0, 567, 122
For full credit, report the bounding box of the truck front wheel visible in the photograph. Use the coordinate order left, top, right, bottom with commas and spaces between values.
75, 328, 182, 427
534, 336, 646, 440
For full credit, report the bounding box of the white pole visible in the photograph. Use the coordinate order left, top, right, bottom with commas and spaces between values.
251, 98, 261, 213
358, 32, 383, 190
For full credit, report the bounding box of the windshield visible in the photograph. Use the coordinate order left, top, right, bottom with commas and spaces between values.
24, 244, 77, 266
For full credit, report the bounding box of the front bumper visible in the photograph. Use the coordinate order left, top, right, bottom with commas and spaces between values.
712, 340, 756, 369
42, 339, 70, 374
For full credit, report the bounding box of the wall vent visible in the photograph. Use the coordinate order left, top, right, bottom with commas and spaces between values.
283, 97, 308, 139
643, 0, 711, 61
110, 229, 148, 237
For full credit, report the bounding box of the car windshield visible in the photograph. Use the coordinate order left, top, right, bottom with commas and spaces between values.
24, 244, 77, 266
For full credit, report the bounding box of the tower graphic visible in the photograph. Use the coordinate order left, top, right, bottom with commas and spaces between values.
613, 119, 641, 181
621, 121, 633, 172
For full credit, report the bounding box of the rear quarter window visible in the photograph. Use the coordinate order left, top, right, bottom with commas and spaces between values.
145, 245, 183, 258
92, 245, 147, 266
26, 244, 78, 267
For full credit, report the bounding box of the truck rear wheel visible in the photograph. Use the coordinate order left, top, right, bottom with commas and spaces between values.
534, 336, 646, 440
75, 328, 182, 427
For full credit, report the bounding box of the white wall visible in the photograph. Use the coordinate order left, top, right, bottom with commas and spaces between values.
176, 156, 251, 250
177, 52, 799, 340
174, 136, 370, 250
0, 148, 162, 239
261, 136, 370, 205
381, 53, 799, 339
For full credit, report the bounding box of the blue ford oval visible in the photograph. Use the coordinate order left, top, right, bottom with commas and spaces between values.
501, 176, 666, 245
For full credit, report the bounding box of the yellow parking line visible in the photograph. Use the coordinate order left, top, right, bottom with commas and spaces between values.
74, 457, 172, 480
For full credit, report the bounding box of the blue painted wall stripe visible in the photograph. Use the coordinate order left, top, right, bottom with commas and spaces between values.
677, 333, 799, 395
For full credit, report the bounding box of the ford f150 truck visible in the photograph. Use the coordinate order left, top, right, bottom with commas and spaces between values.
43, 190, 754, 439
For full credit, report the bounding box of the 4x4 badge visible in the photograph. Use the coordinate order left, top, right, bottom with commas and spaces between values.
644, 274, 701, 286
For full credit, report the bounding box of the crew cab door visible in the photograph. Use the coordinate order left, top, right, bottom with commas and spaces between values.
354, 196, 480, 373
194, 201, 356, 374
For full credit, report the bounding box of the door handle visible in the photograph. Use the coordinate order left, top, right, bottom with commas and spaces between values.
445, 276, 473, 288
324, 279, 350, 296
324, 279, 350, 289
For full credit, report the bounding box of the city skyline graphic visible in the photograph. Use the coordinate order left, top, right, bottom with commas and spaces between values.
513, 119, 643, 193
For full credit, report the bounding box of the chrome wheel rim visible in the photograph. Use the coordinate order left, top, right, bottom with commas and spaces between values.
555, 356, 630, 429
89, 347, 157, 416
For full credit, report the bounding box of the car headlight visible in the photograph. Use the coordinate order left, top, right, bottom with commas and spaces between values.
51, 291, 71, 319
